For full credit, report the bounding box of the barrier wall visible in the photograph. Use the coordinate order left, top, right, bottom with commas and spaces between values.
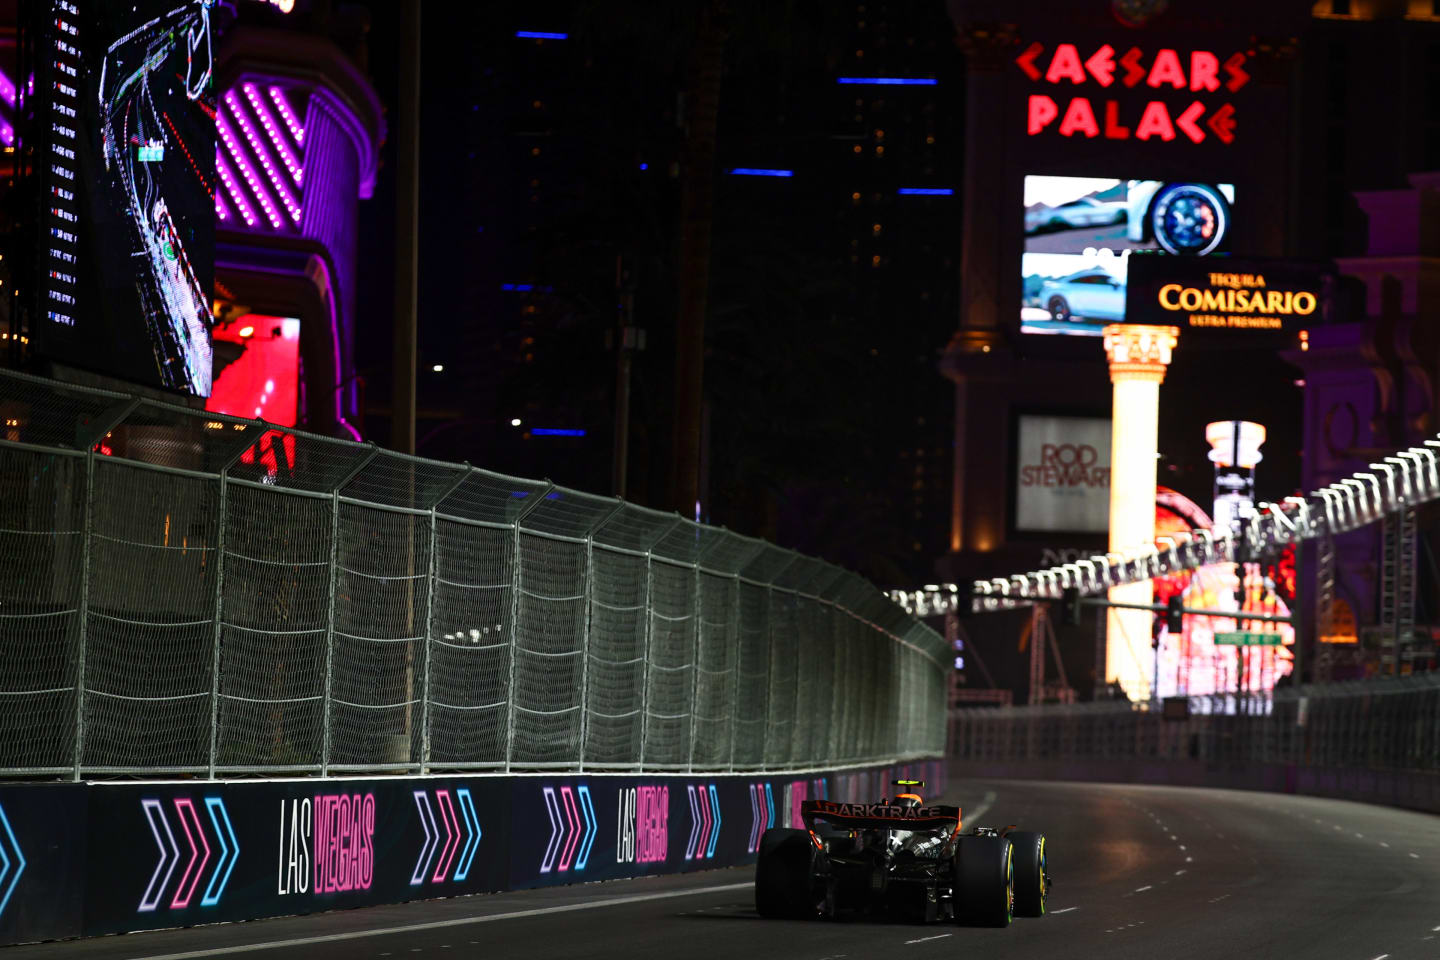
0, 759, 944, 946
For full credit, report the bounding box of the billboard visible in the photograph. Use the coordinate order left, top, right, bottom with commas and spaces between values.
1013, 415, 1110, 534
34, 1, 220, 396
1021, 175, 1234, 336
1125, 255, 1332, 335
207, 315, 301, 426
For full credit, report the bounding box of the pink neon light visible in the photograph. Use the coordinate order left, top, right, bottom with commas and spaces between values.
215, 154, 256, 227
268, 85, 305, 144
216, 192, 230, 221
217, 113, 282, 229
433, 790, 460, 883
699, 786, 711, 856
224, 91, 300, 224
559, 786, 581, 872
170, 798, 211, 909
241, 82, 303, 187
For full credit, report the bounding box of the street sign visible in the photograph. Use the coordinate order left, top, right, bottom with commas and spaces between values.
1214, 631, 1282, 646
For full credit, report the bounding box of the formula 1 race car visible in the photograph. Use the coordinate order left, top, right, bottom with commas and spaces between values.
754, 780, 1048, 926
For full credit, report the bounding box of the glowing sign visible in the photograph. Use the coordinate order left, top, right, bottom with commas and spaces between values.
542, 785, 597, 873
1125, 256, 1329, 333
138, 796, 238, 912
313, 793, 374, 893
1015, 42, 1249, 144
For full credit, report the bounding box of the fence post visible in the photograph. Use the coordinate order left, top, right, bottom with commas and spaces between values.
321, 444, 380, 777
686, 554, 703, 773
71, 396, 139, 781
504, 483, 552, 773
206, 439, 252, 780
579, 501, 625, 772
727, 568, 743, 772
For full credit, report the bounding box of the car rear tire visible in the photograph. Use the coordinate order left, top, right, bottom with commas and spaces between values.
1149, 182, 1230, 256
755, 829, 818, 920
1008, 831, 1048, 917
1047, 296, 1071, 322
953, 836, 1013, 928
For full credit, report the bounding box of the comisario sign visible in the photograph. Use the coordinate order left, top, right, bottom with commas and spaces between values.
1125, 255, 1333, 334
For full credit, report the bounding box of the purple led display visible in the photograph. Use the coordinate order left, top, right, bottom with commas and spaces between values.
217, 82, 308, 232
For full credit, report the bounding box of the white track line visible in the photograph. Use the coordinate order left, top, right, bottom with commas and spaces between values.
1049, 906, 1079, 914
125, 881, 755, 959
905, 934, 953, 945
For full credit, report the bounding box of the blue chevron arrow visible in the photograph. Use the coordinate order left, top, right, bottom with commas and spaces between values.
0, 801, 24, 921
454, 788, 481, 882
201, 797, 238, 907
706, 785, 721, 859
576, 786, 596, 871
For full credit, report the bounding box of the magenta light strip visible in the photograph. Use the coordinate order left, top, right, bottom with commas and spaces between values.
242, 82, 303, 186
0, 68, 14, 109
215, 153, 258, 228
216, 113, 283, 229
224, 91, 300, 224
216, 191, 230, 221
268, 85, 304, 145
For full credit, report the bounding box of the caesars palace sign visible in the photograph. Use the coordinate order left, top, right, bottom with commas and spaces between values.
1015, 42, 1251, 145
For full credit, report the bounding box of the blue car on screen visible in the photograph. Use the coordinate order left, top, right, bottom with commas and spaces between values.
1038, 267, 1125, 323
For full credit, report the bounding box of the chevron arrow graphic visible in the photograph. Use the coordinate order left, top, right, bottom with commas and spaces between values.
433, 790, 459, 883
707, 785, 721, 859
201, 797, 238, 907
0, 801, 25, 921
748, 784, 760, 853
454, 788, 481, 882
685, 786, 701, 860
411, 791, 438, 886
539, 787, 563, 874
576, 786, 596, 871
139, 799, 179, 912
558, 787, 581, 872
170, 798, 211, 909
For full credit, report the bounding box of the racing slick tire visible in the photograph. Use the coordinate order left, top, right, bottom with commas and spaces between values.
1007, 831, 1048, 917
755, 829, 819, 919
953, 836, 1014, 928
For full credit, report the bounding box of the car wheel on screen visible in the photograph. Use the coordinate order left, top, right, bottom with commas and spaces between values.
1150, 183, 1230, 256
1047, 296, 1071, 322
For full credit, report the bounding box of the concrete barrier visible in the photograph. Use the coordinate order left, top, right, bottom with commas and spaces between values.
0, 759, 945, 946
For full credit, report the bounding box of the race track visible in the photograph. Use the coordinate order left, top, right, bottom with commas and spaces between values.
9, 778, 1440, 960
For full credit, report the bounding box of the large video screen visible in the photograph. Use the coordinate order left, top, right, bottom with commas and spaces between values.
207, 314, 301, 427
1021, 176, 1235, 336
36, 1, 220, 395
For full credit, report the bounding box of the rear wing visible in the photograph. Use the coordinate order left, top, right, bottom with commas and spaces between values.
801, 799, 962, 834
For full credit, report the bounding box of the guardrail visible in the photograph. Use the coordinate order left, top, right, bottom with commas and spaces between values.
0, 369, 946, 779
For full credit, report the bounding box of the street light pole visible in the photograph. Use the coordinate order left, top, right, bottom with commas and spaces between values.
391, 0, 421, 456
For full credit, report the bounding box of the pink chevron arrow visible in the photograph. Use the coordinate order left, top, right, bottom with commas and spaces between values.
432, 790, 460, 883
558, 787, 581, 872
170, 798, 211, 909
698, 786, 712, 858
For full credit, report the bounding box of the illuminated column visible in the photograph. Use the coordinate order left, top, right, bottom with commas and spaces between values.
1102, 324, 1179, 701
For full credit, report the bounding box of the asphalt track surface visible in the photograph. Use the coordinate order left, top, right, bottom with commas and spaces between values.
10, 778, 1440, 960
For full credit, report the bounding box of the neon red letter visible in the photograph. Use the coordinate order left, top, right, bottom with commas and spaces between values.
1027, 94, 1059, 134
1084, 44, 1116, 87
1045, 44, 1087, 84
1135, 101, 1176, 141
1175, 101, 1206, 143
1015, 41, 1044, 81
1207, 103, 1237, 144
1103, 101, 1130, 139
1189, 51, 1220, 92
1120, 47, 1146, 87
1147, 49, 1186, 89
1059, 97, 1099, 137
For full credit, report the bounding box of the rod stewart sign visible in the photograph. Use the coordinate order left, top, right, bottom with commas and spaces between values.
1015, 415, 1112, 534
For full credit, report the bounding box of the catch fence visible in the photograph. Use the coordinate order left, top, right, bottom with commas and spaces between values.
950, 672, 1440, 773
0, 369, 947, 779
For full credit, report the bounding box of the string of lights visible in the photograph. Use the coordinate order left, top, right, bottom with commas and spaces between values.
890, 438, 1440, 617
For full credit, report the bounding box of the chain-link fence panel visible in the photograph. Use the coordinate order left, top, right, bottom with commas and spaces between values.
0, 446, 86, 773
83, 458, 218, 771
425, 517, 513, 769
0, 370, 951, 779
328, 502, 430, 770
213, 483, 331, 771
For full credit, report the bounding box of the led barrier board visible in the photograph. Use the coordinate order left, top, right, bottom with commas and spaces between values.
34, 1, 222, 396
1124, 255, 1332, 335
1021, 175, 1234, 336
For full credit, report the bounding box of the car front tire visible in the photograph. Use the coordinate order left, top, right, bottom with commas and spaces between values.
1047, 296, 1071, 322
